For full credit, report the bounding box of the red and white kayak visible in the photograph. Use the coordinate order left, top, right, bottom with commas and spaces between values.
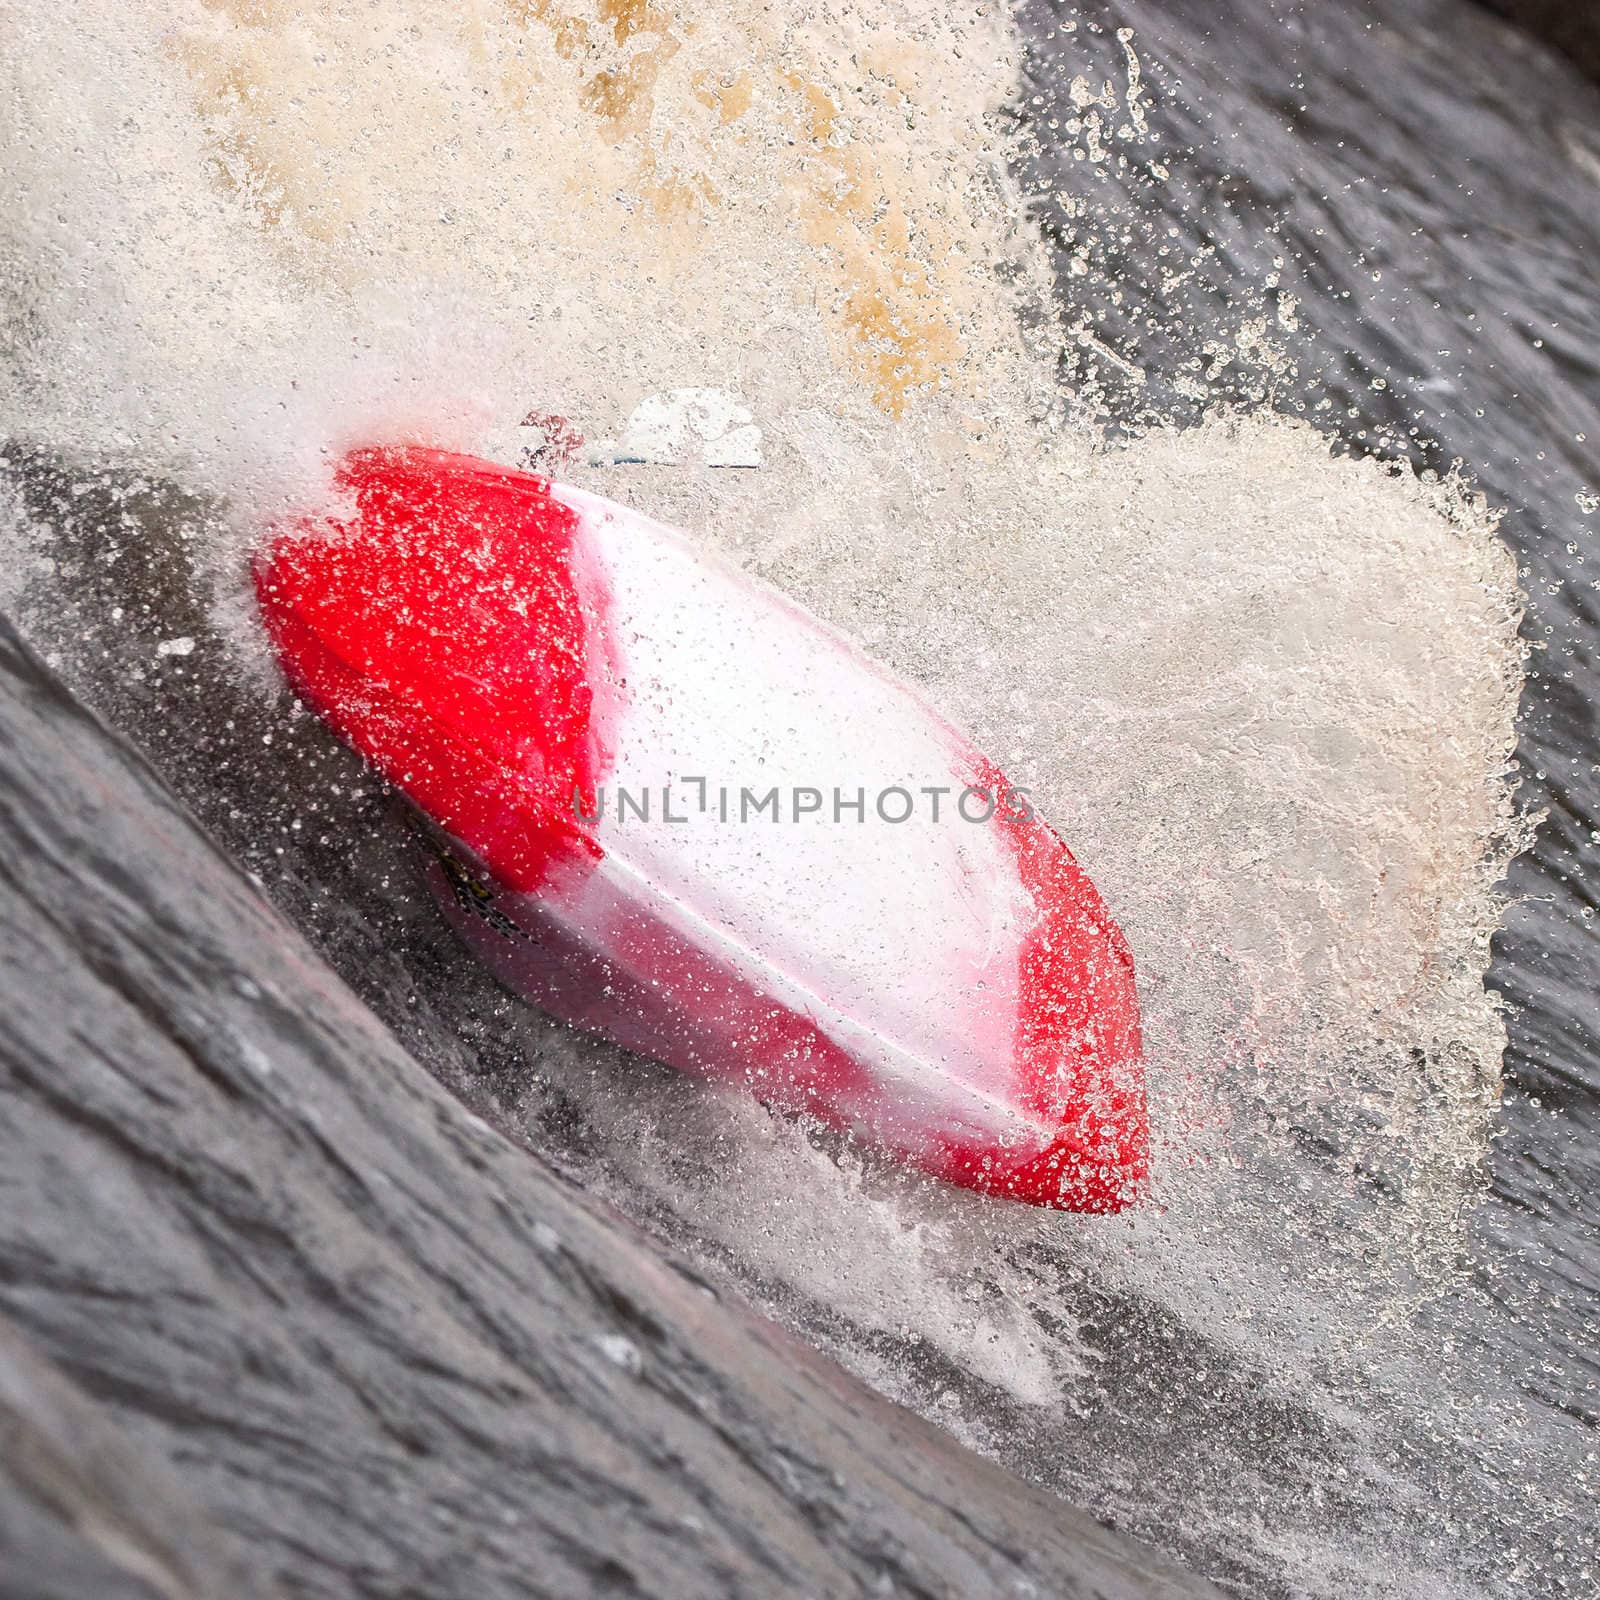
254, 446, 1148, 1211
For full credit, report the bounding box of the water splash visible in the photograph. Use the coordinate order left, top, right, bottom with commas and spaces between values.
0, 2, 1534, 1594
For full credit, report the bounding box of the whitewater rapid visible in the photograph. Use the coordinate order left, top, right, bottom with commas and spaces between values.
3, 2, 1573, 1595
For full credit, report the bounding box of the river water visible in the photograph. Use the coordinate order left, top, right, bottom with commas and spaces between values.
1, 1, 1594, 1595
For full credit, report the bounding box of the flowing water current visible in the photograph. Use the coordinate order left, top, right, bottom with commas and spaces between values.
1, 1, 1595, 1595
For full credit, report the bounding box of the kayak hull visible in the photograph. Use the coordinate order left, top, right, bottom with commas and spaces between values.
255, 446, 1149, 1211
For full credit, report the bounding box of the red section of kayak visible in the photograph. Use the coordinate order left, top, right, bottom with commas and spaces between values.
983, 768, 1147, 1210
254, 447, 612, 893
